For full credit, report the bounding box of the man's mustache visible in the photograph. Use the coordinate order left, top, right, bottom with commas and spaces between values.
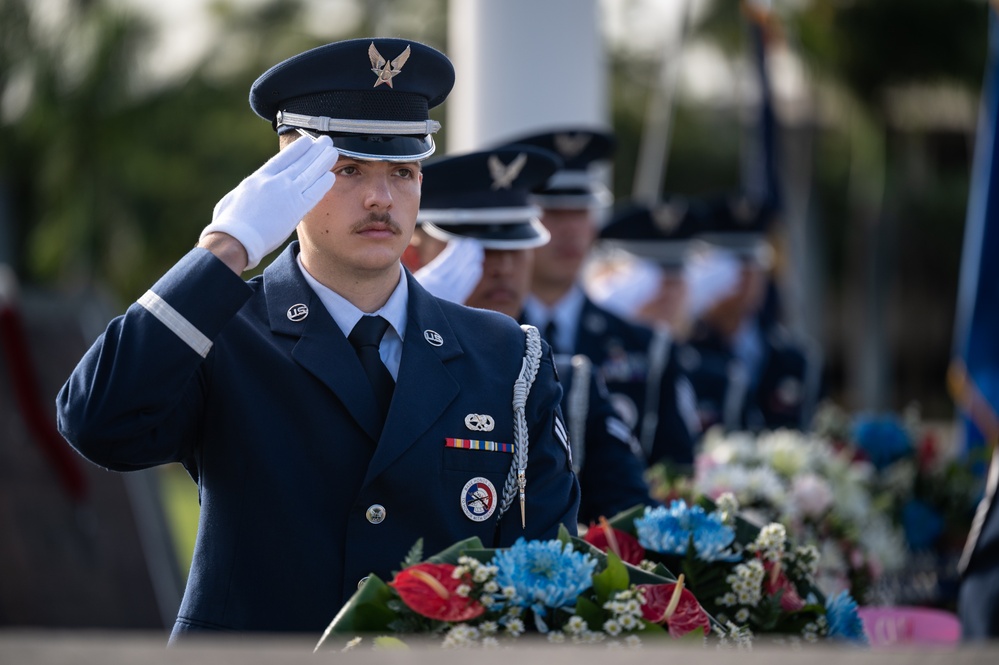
351, 212, 401, 234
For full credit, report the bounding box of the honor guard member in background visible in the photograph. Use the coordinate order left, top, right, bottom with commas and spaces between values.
683, 194, 821, 433
495, 128, 695, 469
56, 38, 579, 642
416, 146, 657, 525
592, 199, 706, 467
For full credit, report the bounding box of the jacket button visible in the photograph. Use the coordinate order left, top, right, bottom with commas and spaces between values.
366, 504, 386, 524
357, 576, 369, 590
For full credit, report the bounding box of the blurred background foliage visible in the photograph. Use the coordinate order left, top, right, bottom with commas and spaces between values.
0, 0, 990, 416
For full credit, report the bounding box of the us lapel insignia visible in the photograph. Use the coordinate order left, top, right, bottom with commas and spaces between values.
424, 329, 444, 346
287, 304, 309, 321
464, 413, 495, 432
488, 152, 528, 190
461, 477, 497, 522
369, 42, 411, 88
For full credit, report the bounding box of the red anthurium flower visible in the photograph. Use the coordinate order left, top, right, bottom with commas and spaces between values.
584, 517, 646, 565
389, 562, 485, 622
637, 576, 711, 638
762, 560, 805, 612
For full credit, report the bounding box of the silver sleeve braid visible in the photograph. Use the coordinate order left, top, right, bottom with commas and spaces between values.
496, 324, 542, 522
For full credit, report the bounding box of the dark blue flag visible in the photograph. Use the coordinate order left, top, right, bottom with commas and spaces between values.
951, 6, 999, 461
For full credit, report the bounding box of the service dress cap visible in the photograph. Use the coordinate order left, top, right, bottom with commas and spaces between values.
419, 146, 562, 249
493, 127, 615, 210
695, 194, 776, 264
250, 37, 454, 161
599, 198, 700, 270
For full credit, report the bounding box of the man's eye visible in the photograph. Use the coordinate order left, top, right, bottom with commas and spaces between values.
338, 166, 357, 175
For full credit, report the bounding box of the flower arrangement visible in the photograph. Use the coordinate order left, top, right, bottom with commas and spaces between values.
647, 426, 908, 603
315, 528, 730, 651
583, 498, 867, 643
813, 402, 980, 605
814, 402, 978, 557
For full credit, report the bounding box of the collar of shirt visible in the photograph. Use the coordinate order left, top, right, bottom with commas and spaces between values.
523, 285, 585, 354
296, 256, 408, 379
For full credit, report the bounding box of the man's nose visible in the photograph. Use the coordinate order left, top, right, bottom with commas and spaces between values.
364, 174, 393, 209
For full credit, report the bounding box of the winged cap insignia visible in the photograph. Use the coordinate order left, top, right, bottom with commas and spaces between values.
369, 42, 411, 88
652, 203, 686, 234
488, 153, 528, 190
553, 133, 591, 159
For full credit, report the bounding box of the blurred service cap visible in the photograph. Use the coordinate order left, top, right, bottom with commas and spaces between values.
250, 38, 454, 161
419, 146, 562, 250
493, 127, 615, 210
598, 198, 700, 270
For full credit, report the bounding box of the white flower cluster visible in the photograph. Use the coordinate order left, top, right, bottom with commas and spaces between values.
602, 588, 645, 635
714, 621, 754, 650
720, 559, 765, 607
747, 523, 787, 563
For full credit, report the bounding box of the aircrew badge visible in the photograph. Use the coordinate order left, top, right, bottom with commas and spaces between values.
460, 477, 497, 522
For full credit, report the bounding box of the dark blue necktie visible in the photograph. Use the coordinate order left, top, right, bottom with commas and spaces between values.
348, 315, 395, 432
543, 319, 559, 353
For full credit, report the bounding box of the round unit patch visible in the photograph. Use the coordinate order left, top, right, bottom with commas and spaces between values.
460, 477, 497, 522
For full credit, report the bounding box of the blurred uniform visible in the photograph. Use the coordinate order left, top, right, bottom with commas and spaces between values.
494, 128, 697, 468
681, 195, 821, 433
418, 146, 657, 525
595, 199, 705, 466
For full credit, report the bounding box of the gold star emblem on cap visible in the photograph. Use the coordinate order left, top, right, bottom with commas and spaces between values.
369, 42, 411, 88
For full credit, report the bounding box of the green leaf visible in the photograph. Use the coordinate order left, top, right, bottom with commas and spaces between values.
592, 550, 629, 604
558, 523, 573, 545
574, 595, 605, 631
316, 575, 397, 648
606, 504, 649, 535
399, 538, 424, 570
372, 636, 410, 650
424, 537, 485, 564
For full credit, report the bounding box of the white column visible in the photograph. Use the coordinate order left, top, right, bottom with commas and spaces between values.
446, 0, 606, 152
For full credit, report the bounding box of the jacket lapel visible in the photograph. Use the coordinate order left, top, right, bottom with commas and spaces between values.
363, 272, 462, 484
263, 245, 384, 442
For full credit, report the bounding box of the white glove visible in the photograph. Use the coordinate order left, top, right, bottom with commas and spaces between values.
685, 247, 741, 318
585, 253, 662, 320
200, 134, 339, 269
413, 237, 484, 304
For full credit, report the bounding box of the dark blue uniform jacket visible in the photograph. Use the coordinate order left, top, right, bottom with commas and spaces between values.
572, 297, 696, 467
56, 244, 579, 639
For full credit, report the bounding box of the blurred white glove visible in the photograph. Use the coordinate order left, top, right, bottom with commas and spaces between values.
585, 253, 662, 320
414, 237, 484, 304
200, 134, 339, 269
685, 247, 741, 318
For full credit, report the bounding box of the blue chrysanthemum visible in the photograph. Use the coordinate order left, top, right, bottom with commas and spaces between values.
852, 415, 912, 470
492, 538, 597, 626
902, 499, 944, 551
825, 591, 867, 643
634, 500, 740, 562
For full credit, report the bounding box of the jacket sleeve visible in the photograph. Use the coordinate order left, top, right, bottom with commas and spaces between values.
56, 248, 252, 471
495, 340, 580, 545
